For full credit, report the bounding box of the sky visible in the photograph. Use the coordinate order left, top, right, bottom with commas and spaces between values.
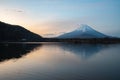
0, 0, 120, 37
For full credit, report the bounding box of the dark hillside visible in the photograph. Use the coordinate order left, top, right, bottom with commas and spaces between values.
0, 21, 43, 42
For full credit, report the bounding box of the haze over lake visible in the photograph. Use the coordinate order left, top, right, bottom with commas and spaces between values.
0, 43, 120, 80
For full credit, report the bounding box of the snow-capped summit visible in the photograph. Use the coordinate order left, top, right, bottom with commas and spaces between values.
58, 24, 108, 38
76, 24, 94, 32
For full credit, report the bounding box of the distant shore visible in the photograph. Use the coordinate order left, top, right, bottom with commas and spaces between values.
1, 38, 120, 44
42, 38, 120, 44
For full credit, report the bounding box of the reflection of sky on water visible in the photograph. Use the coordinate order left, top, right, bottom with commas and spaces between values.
0, 43, 120, 80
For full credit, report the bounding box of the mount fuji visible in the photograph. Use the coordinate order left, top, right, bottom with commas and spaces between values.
58, 24, 108, 38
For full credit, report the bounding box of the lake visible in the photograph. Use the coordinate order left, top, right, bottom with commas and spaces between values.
0, 43, 120, 80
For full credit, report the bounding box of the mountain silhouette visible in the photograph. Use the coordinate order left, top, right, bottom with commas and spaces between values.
0, 21, 43, 42
58, 24, 108, 38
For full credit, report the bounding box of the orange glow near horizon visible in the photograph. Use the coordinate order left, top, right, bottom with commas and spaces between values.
0, 7, 63, 37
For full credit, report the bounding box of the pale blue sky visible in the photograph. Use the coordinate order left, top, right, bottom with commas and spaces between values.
0, 0, 120, 37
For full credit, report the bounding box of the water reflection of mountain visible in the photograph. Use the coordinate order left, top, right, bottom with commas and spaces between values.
59, 43, 110, 58
0, 43, 41, 62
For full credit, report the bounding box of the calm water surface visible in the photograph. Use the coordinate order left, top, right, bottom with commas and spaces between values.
0, 43, 120, 80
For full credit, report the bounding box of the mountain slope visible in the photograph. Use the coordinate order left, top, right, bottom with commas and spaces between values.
0, 21, 43, 42
58, 24, 108, 38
